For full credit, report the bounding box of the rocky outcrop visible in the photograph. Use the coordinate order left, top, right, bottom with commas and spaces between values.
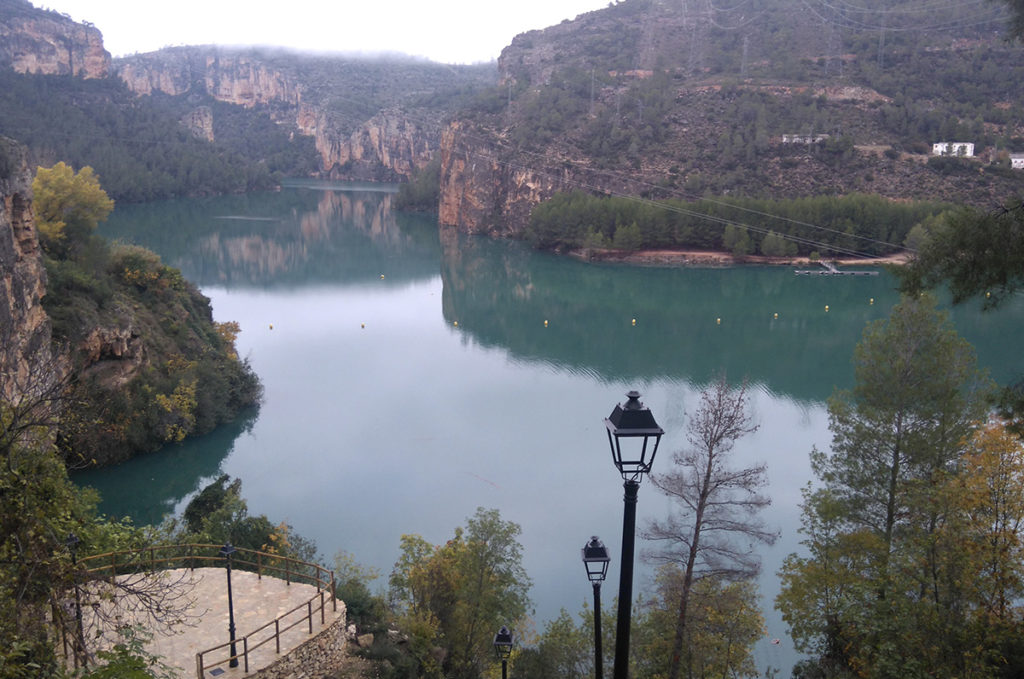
0, 136, 53, 400
181, 106, 214, 142
78, 324, 144, 388
0, 0, 109, 78
438, 121, 645, 237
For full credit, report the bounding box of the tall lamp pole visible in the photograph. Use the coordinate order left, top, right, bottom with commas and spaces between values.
219, 543, 239, 668
582, 536, 611, 679
605, 391, 664, 679
493, 626, 514, 679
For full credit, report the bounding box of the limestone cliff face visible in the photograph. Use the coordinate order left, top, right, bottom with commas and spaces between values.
320, 110, 440, 181
0, 0, 109, 78
117, 49, 437, 179
438, 121, 638, 237
0, 137, 52, 400
117, 48, 302, 106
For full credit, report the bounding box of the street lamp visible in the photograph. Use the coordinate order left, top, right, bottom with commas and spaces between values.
219, 543, 239, 668
582, 536, 611, 679
493, 625, 514, 679
605, 391, 663, 679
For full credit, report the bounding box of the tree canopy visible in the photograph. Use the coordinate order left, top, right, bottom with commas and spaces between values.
775, 294, 1015, 679
32, 161, 114, 258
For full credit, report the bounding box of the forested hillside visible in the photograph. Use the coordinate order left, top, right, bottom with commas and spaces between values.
0, 69, 284, 200
436, 0, 1024, 242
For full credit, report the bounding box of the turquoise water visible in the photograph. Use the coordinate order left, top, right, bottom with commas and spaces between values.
74, 181, 1024, 673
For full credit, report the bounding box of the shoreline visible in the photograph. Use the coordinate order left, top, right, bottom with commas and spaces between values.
572, 247, 910, 268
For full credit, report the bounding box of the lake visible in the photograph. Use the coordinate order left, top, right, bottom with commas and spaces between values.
73, 180, 1024, 674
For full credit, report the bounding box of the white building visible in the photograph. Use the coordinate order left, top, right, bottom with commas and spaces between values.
1010, 153, 1024, 169
932, 142, 975, 157
783, 134, 830, 144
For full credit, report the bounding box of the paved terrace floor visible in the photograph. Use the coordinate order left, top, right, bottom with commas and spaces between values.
73, 567, 345, 679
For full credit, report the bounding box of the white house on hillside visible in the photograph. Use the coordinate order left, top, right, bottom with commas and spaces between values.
1011, 153, 1024, 169
932, 142, 975, 157
783, 134, 830, 144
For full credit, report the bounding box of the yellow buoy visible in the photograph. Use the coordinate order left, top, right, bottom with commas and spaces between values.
986, 291, 991, 298
825, 305, 829, 312
631, 318, 637, 326
544, 319, 549, 327
869, 298, 874, 305
454, 321, 459, 327
716, 317, 721, 325
269, 324, 273, 330
773, 312, 778, 320
380, 274, 385, 279
361, 323, 365, 329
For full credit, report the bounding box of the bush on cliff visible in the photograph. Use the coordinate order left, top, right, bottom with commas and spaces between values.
35, 163, 262, 466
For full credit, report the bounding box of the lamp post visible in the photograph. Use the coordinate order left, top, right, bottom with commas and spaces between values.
582, 536, 611, 679
493, 625, 514, 679
219, 543, 239, 668
65, 533, 84, 667
605, 391, 663, 679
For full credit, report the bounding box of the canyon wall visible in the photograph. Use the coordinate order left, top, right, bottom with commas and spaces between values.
116, 49, 437, 180
0, 136, 53, 400
0, 0, 109, 78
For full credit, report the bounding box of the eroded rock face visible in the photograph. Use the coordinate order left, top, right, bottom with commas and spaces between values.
438, 121, 599, 237
181, 106, 215, 142
320, 110, 440, 181
116, 48, 438, 179
0, 0, 109, 78
78, 324, 144, 388
0, 137, 53, 401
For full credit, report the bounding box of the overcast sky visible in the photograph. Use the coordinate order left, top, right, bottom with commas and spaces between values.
39, 0, 611, 63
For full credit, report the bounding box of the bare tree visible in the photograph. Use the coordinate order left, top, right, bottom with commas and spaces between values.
644, 376, 778, 679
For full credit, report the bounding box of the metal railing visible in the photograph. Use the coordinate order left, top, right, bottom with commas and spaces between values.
194, 586, 336, 677
75, 544, 337, 678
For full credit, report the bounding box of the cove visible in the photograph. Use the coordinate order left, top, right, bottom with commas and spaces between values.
73, 180, 1024, 673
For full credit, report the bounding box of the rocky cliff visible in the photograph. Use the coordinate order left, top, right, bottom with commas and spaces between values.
0, 0, 109, 78
116, 47, 441, 179
0, 136, 54, 402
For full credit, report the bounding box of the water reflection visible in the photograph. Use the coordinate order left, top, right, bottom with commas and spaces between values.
101, 183, 441, 288
73, 410, 258, 525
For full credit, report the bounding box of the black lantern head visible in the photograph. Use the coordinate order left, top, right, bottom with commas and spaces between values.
493, 626, 514, 660
605, 391, 664, 481
581, 536, 611, 583
219, 543, 237, 559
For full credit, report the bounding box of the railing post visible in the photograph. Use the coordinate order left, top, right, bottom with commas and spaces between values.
243, 637, 249, 673
320, 590, 326, 625
195, 652, 203, 679
286, 558, 291, 585
189, 544, 194, 572
331, 572, 337, 611
275, 619, 281, 654
308, 601, 313, 634
257, 551, 262, 579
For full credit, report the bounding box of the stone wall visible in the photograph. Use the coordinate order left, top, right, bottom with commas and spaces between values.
249, 603, 349, 679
